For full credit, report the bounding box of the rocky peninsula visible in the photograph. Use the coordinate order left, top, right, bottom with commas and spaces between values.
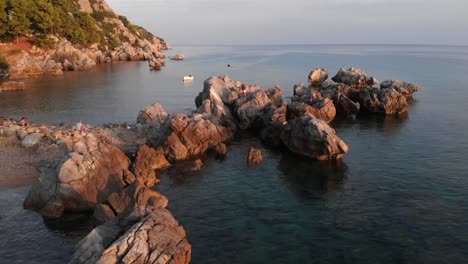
0, 67, 421, 263
0, 0, 168, 87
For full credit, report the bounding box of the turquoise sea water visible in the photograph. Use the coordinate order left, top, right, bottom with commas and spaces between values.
1, 45, 468, 263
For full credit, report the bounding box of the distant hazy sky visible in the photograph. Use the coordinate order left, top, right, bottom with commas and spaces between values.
107, 0, 468, 45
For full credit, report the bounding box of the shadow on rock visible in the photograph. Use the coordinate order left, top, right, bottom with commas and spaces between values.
278, 153, 349, 199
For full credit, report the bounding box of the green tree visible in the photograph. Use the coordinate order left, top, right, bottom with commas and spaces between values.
30, 0, 57, 34
8, 0, 33, 43
0, 0, 8, 36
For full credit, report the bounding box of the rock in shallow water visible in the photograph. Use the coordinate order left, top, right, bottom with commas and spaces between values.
247, 147, 263, 165
70, 205, 191, 264
280, 115, 349, 160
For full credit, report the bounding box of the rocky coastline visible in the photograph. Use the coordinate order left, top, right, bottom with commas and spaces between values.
0, 67, 421, 263
0, 0, 168, 85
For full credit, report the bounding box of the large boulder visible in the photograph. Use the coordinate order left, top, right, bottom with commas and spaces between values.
380, 80, 422, 99
288, 99, 336, 123
235, 89, 272, 129
331, 67, 378, 89
359, 87, 408, 115
321, 80, 361, 114
280, 115, 349, 160
148, 113, 235, 162
308, 68, 328, 86
21, 133, 43, 148
23, 133, 135, 218
132, 144, 170, 187
93, 180, 168, 223
137, 103, 170, 127
195, 75, 239, 130
70, 205, 191, 264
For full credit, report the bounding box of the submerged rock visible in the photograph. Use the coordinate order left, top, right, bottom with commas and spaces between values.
171, 54, 185, 60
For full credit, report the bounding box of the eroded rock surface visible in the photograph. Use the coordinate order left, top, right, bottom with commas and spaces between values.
132, 144, 170, 187
23, 133, 134, 218
93, 179, 168, 223
280, 115, 349, 160
332, 67, 379, 89
71, 205, 191, 264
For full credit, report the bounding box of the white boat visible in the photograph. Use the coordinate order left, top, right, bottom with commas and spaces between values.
183, 75, 194, 82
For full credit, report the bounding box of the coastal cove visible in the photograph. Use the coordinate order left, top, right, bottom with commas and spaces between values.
1, 45, 468, 263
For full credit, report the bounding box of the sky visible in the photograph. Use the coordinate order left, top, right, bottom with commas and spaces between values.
106, 0, 468, 45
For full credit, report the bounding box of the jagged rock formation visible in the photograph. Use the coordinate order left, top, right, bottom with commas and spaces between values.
71, 204, 190, 264
93, 180, 168, 223
294, 68, 421, 117
140, 75, 350, 162
23, 133, 134, 218
132, 144, 170, 187
331, 67, 379, 89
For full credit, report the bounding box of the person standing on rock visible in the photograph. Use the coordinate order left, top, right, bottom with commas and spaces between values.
241, 82, 248, 97
20, 117, 28, 127
74, 120, 83, 132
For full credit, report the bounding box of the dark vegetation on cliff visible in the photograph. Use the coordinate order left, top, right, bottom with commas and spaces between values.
0, 51, 7, 69
0, 0, 160, 50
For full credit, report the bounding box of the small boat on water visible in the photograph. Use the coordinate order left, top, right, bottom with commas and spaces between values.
183, 75, 194, 82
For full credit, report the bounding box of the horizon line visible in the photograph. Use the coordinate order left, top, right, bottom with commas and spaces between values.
169, 43, 468, 47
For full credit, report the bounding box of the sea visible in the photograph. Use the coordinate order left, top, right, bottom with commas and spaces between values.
1, 45, 468, 263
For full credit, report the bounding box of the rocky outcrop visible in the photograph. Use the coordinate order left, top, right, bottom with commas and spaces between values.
332, 67, 379, 89
195, 75, 239, 130
280, 115, 349, 160
149, 57, 166, 70
132, 145, 170, 187
21, 133, 43, 148
5, 0, 168, 80
0, 81, 25, 92
171, 54, 185, 60
247, 147, 263, 165
137, 103, 170, 127
213, 143, 227, 159
93, 179, 168, 223
71, 205, 191, 264
23, 133, 134, 218
288, 99, 336, 124
148, 113, 235, 162
308, 68, 328, 86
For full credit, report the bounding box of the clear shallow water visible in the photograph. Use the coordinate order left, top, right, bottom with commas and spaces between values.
1, 45, 468, 263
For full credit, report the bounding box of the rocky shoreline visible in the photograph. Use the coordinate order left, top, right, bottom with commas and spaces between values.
0, 0, 169, 85
0, 68, 421, 263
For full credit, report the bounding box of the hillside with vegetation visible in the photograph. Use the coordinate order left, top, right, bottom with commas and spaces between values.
0, 0, 168, 81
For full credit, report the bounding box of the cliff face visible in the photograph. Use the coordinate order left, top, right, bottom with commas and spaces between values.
1, 0, 168, 79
